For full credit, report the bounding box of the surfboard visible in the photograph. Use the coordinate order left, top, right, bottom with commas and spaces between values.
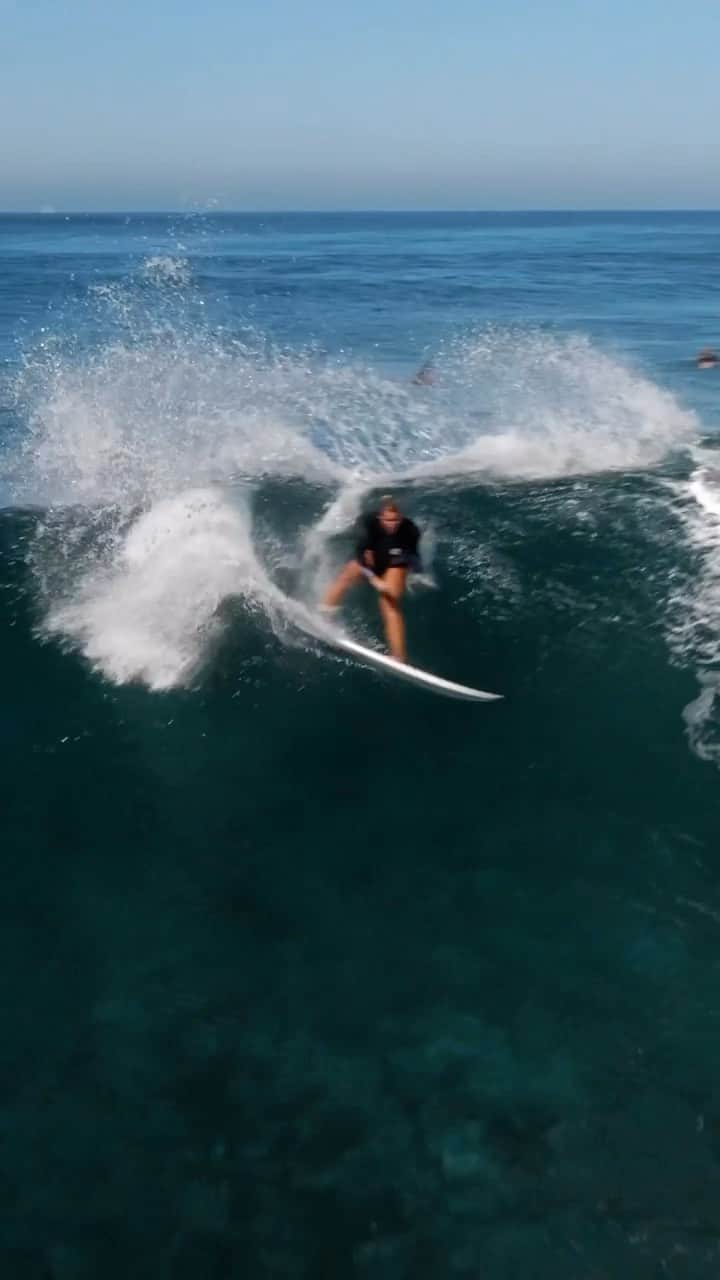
326, 628, 502, 702
273, 591, 501, 702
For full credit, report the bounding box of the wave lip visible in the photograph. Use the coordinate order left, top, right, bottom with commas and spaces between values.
412, 332, 698, 482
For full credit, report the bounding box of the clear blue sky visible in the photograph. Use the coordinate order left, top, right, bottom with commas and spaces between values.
1, 0, 718, 210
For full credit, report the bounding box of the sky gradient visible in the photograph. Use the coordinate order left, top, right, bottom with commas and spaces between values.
1, 0, 718, 210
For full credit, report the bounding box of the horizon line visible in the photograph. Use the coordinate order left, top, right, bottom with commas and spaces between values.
2, 207, 720, 217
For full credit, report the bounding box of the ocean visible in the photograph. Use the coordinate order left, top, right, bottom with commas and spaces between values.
2, 211, 720, 1278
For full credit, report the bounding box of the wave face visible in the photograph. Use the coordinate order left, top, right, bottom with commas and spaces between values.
4, 260, 698, 690
3, 213, 720, 1279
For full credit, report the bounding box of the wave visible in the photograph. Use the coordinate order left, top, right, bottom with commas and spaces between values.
1, 260, 703, 694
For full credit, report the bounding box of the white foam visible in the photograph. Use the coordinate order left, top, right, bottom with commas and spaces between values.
667, 457, 720, 764
45, 489, 265, 690
670, 465, 720, 653
9, 335, 340, 510
410, 333, 697, 482
682, 673, 720, 766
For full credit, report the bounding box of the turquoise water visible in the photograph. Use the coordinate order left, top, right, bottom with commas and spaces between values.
3, 212, 720, 1277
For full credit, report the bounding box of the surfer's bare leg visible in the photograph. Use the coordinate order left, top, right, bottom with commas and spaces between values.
322, 560, 364, 608
377, 568, 408, 661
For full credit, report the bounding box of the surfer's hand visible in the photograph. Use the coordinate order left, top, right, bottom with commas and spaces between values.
369, 575, 390, 595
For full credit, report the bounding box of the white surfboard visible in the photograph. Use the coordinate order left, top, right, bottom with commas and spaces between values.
327, 628, 502, 702
272, 592, 501, 702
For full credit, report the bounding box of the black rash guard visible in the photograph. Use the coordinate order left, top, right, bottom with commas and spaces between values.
355, 514, 421, 577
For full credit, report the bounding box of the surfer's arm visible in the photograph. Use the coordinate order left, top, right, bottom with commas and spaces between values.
363, 567, 390, 593
354, 516, 375, 566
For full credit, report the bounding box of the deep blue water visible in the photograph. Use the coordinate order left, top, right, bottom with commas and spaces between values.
3, 211, 720, 1278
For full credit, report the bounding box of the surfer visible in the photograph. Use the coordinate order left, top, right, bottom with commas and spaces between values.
321, 496, 421, 662
696, 348, 719, 369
